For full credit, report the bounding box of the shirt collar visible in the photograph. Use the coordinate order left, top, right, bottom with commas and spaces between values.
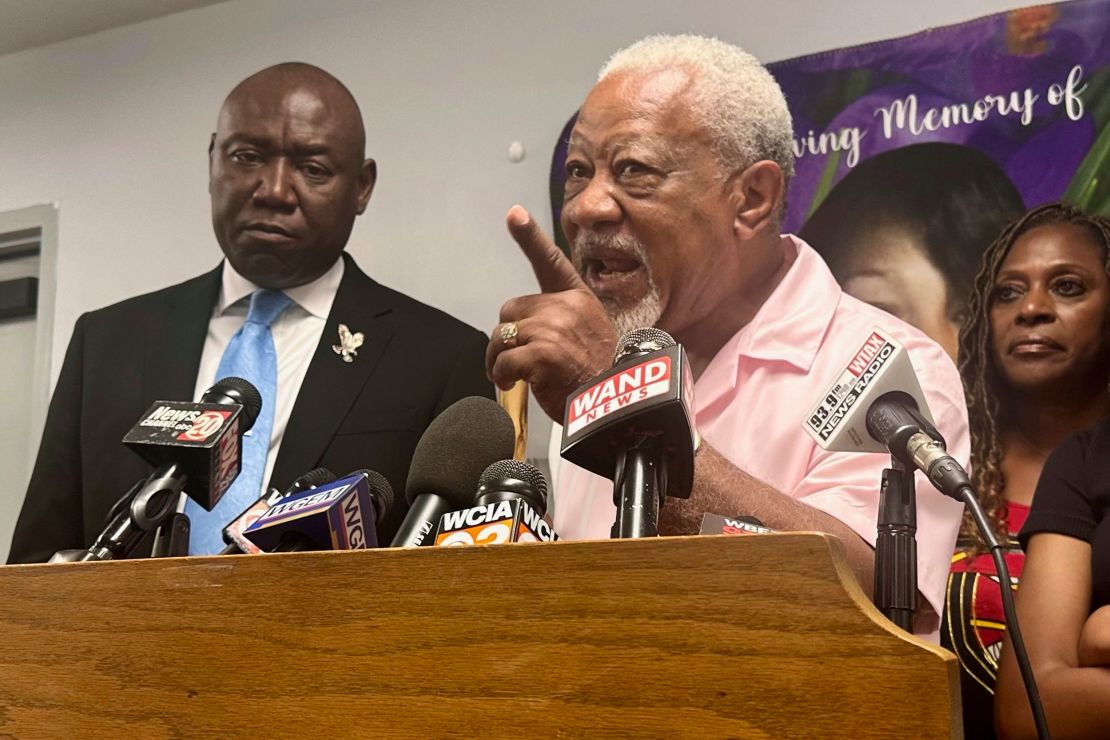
217, 255, 345, 320
696, 235, 841, 408
727, 234, 841, 372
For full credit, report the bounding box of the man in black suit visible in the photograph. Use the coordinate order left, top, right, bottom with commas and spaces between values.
8, 63, 491, 563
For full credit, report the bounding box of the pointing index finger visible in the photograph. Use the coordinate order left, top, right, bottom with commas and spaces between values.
507, 205, 585, 294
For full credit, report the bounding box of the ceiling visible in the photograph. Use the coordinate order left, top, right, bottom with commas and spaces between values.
0, 0, 229, 56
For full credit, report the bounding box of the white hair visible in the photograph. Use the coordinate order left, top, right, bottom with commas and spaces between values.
599, 34, 795, 188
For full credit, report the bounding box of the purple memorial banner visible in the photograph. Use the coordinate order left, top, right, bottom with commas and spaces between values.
772, 0, 1110, 233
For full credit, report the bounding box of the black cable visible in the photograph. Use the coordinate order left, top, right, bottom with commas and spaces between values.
960, 485, 1051, 740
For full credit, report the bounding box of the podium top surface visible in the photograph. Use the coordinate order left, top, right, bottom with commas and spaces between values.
0, 534, 959, 738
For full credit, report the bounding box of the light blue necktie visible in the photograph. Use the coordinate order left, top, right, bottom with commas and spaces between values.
186, 289, 293, 555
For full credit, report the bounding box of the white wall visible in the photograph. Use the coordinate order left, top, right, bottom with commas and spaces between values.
0, 0, 1023, 538
0, 313, 36, 525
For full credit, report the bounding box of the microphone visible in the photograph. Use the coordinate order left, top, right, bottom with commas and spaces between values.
121, 376, 263, 511
473, 459, 548, 512
804, 331, 936, 631
242, 469, 394, 552
219, 467, 337, 555
77, 465, 192, 561
435, 459, 556, 546
390, 396, 516, 547
560, 328, 697, 538
801, 330, 970, 499
865, 398, 973, 502
70, 377, 260, 562
803, 329, 1049, 735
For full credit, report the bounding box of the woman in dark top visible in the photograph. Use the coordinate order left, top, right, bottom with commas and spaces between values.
995, 420, 1110, 738
945, 203, 1110, 738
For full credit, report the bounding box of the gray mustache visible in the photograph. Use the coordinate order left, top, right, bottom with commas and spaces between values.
571, 233, 649, 270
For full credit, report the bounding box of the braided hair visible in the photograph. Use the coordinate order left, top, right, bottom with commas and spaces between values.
958, 202, 1110, 551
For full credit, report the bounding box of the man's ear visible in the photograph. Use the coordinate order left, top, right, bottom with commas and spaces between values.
207, 133, 217, 193
356, 159, 377, 214
728, 160, 784, 240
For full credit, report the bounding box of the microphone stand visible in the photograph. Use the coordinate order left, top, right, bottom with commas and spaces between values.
874, 456, 917, 633
150, 513, 191, 557
611, 432, 664, 538
77, 463, 187, 561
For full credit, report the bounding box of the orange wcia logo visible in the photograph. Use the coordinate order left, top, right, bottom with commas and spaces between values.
435, 500, 556, 547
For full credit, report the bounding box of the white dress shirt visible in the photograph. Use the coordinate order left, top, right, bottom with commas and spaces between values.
191, 257, 344, 497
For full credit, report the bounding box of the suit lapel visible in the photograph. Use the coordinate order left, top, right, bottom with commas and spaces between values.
271, 254, 396, 487
143, 264, 222, 406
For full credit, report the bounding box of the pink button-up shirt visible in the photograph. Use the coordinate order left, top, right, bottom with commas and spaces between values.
550, 235, 969, 638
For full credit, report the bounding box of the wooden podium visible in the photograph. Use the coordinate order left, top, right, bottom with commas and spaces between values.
0, 534, 960, 738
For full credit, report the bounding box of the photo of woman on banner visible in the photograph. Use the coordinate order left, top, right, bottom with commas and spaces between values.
948, 202, 1110, 738
800, 143, 1024, 360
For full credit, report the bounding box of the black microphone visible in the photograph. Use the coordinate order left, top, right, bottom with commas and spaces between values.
122, 376, 262, 511
804, 332, 945, 632
434, 459, 556, 546
560, 328, 697, 538
473, 459, 548, 513
804, 332, 1049, 738
390, 396, 517, 548
242, 469, 393, 552
72, 377, 261, 562
865, 389, 1051, 735
219, 467, 337, 555
864, 394, 975, 502
801, 332, 969, 496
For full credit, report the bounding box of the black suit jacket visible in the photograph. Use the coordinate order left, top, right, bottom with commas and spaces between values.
8, 254, 493, 563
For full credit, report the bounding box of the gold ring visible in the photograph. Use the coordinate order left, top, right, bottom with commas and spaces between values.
499, 322, 519, 346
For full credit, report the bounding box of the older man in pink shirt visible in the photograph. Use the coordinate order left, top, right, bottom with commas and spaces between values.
485, 34, 968, 639
549, 234, 968, 638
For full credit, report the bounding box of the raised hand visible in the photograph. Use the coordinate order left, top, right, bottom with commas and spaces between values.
486, 205, 616, 422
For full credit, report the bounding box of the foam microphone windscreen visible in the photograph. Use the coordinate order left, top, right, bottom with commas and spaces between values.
404, 396, 516, 510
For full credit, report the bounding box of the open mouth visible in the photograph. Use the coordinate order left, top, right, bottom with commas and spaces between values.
580, 251, 647, 296
586, 255, 641, 277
